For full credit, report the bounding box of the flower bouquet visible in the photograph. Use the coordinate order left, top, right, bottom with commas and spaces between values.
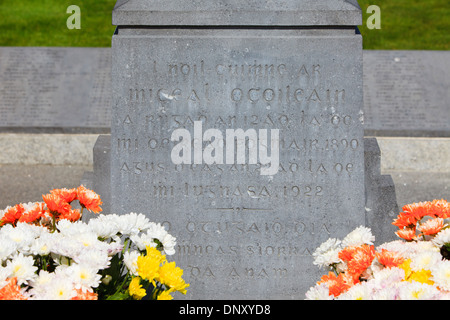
0, 186, 188, 300
306, 199, 450, 300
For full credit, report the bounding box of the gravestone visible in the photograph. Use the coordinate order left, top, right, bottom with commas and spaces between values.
106, 0, 367, 299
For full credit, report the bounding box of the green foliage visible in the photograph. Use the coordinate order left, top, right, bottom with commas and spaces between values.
0, 0, 448, 49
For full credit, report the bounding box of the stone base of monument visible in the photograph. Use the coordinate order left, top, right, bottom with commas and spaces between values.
83, 135, 399, 243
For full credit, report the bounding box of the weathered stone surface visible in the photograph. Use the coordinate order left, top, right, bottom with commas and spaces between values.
109, 1, 366, 297
112, 0, 362, 26
1, 48, 448, 138
363, 50, 450, 137
0, 47, 111, 133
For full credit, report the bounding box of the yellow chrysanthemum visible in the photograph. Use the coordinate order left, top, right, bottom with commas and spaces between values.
408, 269, 434, 285
399, 259, 412, 279
136, 246, 166, 284
129, 277, 146, 300
157, 261, 190, 295
157, 290, 174, 300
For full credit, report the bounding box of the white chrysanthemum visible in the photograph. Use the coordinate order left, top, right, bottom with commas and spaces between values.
56, 219, 90, 235
342, 226, 375, 247
29, 232, 54, 256
377, 240, 416, 259
48, 234, 84, 263
0, 236, 18, 262
432, 228, 450, 248
73, 247, 111, 270
65, 264, 102, 292
116, 213, 151, 235
305, 283, 333, 300
88, 214, 121, 239
146, 222, 169, 241
431, 260, 450, 291
410, 250, 442, 272
0, 266, 13, 287
397, 281, 441, 300
337, 282, 373, 300
160, 233, 177, 255
371, 285, 400, 300
1, 224, 36, 252
123, 250, 140, 276
34, 276, 77, 300
130, 233, 157, 252
7, 253, 38, 285
312, 238, 342, 269
372, 267, 405, 289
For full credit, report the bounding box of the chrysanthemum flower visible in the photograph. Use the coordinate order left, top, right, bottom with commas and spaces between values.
157, 261, 189, 294
305, 283, 334, 300
342, 226, 375, 247
397, 281, 441, 300
395, 228, 417, 241
433, 228, 450, 248
392, 212, 417, 229
59, 209, 81, 222
7, 253, 38, 285
17, 202, 46, 224
42, 193, 71, 216
318, 272, 351, 297
346, 245, 376, 277
429, 199, 449, 219
71, 288, 98, 300
0, 204, 25, 226
0, 277, 27, 300
50, 188, 78, 204
376, 249, 405, 268
136, 246, 166, 285
430, 260, 450, 291
128, 277, 146, 300
157, 290, 174, 300
402, 201, 431, 221
313, 238, 342, 269
76, 185, 102, 214
418, 218, 446, 236
336, 282, 372, 300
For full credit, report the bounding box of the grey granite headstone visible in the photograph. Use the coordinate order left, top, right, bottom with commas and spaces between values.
363, 50, 450, 137
107, 0, 367, 299
0, 47, 111, 133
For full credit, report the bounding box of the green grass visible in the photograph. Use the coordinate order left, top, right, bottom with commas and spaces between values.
0, 0, 448, 49
359, 0, 450, 50
0, 0, 117, 47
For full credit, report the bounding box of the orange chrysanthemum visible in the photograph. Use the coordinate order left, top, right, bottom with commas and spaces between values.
318, 272, 355, 297
395, 228, 417, 241
71, 289, 98, 300
50, 188, 78, 204
392, 212, 418, 229
77, 185, 102, 214
429, 199, 449, 219
59, 209, 82, 222
402, 201, 431, 221
376, 249, 405, 268
17, 202, 46, 224
0, 204, 25, 226
0, 278, 27, 300
418, 217, 445, 236
346, 245, 376, 277
42, 193, 71, 216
